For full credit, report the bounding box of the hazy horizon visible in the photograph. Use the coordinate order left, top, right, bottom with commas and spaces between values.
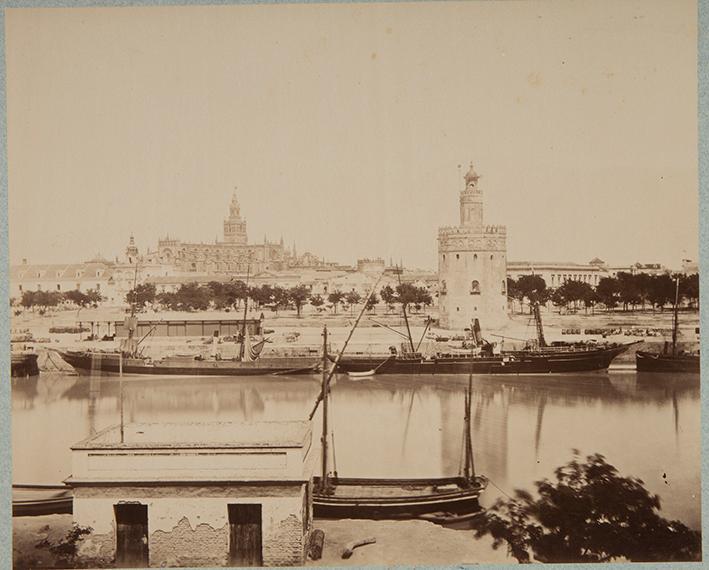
6, 1, 699, 271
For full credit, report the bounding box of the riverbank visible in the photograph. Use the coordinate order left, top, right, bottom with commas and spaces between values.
11, 305, 699, 373
12, 515, 514, 568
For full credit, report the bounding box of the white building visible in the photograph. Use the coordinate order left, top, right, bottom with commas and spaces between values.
69, 421, 315, 567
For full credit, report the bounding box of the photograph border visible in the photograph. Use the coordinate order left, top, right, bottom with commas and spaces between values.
0, 1, 707, 568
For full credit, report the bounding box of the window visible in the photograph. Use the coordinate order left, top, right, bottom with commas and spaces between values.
473, 254, 478, 261
490, 254, 494, 260
442, 254, 446, 261
470, 280, 481, 295
57, 284, 61, 291
501, 280, 506, 295
96, 283, 100, 290
18, 284, 22, 292
440, 280, 447, 294
456, 254, 460, 260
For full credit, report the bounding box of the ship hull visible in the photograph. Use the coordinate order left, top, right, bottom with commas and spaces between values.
331, 343, 634, 375
312, 476, 486, 519
11, 353, 40, 377
13, 485, 73, 517
56, 350, 319, 376
635, 351, 700, 373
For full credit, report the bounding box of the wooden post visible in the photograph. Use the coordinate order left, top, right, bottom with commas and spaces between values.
320, 325, 330, 494
672, 277, 680, 357
119, 346, 124, 443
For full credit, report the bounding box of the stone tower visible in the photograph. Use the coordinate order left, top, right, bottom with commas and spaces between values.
223, 192, 248, 245
125, 234, 139, 264
437, 163, 508, 331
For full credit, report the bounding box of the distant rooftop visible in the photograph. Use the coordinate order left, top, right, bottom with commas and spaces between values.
73, 421, 311, 450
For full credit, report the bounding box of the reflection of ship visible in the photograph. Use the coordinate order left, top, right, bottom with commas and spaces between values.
311, 287, 487, 519
636, 278, 700, 373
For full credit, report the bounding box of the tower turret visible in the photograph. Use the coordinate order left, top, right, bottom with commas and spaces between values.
223, 190, 248, 245
459, 163, 484, 231
125, 234, 139, 264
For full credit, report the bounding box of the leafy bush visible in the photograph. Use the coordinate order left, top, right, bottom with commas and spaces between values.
473, 452, 701, 563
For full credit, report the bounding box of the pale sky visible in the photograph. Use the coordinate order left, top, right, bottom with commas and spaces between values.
6, 1, 698, 270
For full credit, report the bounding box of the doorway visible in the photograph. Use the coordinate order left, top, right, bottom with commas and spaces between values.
114, 503, 148, 568
228, 504, 263, 566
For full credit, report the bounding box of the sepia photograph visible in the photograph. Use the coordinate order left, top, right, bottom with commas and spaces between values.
4, 0, 703, 567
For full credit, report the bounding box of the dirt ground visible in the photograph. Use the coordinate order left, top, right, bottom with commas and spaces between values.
12, 514, 514, 568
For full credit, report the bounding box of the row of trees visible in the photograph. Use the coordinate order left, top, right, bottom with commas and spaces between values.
125, 281, 434, 316
14, 289, 104, 311
507, 272, 700, 314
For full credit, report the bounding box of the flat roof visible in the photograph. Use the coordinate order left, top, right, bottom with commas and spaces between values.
72, 421, 311, 450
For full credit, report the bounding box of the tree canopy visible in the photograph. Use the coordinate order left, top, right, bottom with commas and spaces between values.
472, 452, 700, 563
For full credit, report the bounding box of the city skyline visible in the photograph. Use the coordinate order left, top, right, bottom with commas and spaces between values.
6, 1, 698, 270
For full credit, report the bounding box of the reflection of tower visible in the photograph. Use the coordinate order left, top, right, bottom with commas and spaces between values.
438, 381, 509, 482
438, 386, 465, 476
473, 385, 510, 484
223, 191, 248, 245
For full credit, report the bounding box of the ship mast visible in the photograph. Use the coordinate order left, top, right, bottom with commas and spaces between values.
396, 264, 416, 353
319, 326, 331, 494
462, 371, 476, 482
532, 302, 547, 348
239, 262, 251, 361
671, 276, 680, 357
311, 274, 385, 493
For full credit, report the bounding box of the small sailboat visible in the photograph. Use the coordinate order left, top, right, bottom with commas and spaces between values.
311, 276, 487, 519
636, 278, 700, 373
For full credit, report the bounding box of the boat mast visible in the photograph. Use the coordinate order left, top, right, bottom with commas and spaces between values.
672, 276, 680, 357
239, 263, 251, 361
396, 265, 416, 353
319, 326, 331, 494
309, 273, 385, 421
532, 302, 547, 348
463, 327, 476, 482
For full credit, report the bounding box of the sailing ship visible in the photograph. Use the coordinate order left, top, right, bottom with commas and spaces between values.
331, 302, 637, 375
56, 264, 319, 376
311, 277, 487, 519
636, 278, 700, 373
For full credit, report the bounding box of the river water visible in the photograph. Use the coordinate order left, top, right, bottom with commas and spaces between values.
11, 370, 701, 528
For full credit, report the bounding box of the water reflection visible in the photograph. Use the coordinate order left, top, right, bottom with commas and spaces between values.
12, 371, 700, 528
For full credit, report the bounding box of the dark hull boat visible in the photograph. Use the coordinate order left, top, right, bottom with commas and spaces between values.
312, 476, 487, 519
56, 350, 320, 376
13, 485, 73, 517
635, 278, 700, 374
330, 342, 635, 375
11, 353, 40, 377
635, 351, 700, 373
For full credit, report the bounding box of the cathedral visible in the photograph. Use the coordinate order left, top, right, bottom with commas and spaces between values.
141, 193, 322, 274
438, 164, 508, 330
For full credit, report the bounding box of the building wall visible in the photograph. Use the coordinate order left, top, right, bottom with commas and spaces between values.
73, 485, 310, 567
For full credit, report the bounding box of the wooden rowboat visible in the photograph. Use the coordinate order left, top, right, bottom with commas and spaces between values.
13, 484, 73, 517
